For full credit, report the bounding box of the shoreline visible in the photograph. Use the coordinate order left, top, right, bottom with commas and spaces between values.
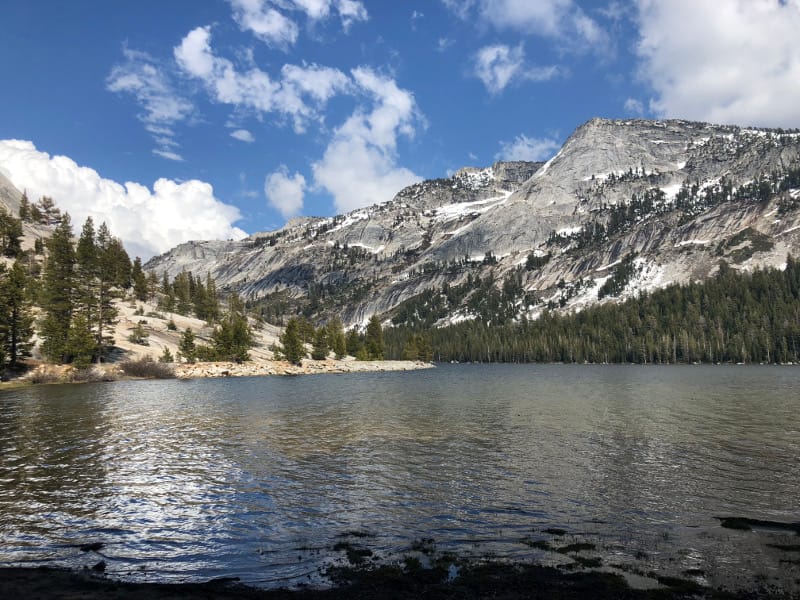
175, 358, 434, 379
0, 560, 781, 599
0, 359, 434, 388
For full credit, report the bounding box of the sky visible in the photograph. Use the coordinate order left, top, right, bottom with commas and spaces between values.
1, 0, 800, 260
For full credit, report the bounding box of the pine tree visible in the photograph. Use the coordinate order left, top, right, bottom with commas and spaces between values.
0, 208, 23, 258
326, 317, 347, 359
18, 191, 31, 222
146, 271, 159, 301
280, 318, 306, 365
0, 261, 34, 367
179, 328, 197, 363
311, 327, 329, 360
159, 346, 174, 363
211, 295, 254, 363
93, 222, 121, 361
40, 215, 76, 363
365, 315, 385, 359
66, 314, 95, 369
346, 328, 362, 357
132, 257, 148, 301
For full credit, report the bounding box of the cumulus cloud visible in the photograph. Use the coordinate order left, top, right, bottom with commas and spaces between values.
635, 0, 800, 127
230, 129, 256, 142
496, 134, 560, 161
174, 26, 350, 132
473, 44, 559, 94
0, 139, 246, 260
312, 68, 421, 213
265, 166, 306, 217
106, 48, 193, 161
443, 0, 610, 54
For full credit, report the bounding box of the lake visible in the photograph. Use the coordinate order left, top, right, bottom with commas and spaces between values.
1, 365, 798, 593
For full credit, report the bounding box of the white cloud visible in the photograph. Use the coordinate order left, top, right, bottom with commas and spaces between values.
228, 0, 299, 49
335, 0, 368, 30
635, 0, 800, 127
174, 26, 350, 132
473, 44, 559, 94
152, 149, 185, 162
107, 48, 193, 160
437, 37, 454, 52
265, 166, 306, 217
231, 129, 256, 142
443, 0, 609, 53
624, 97, 645, 117
312, 68, 421, 213
0, 140, 246, 259
496, 134, 560, 161
227, 0, 367, 45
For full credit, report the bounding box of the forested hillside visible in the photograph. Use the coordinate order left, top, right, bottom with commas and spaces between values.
385, 257, 800, 365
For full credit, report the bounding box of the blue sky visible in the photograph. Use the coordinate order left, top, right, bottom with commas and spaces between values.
1, 0, 799, 259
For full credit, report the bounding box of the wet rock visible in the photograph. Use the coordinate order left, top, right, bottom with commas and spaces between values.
91, 560, 106, 572
79, 542, 104, 552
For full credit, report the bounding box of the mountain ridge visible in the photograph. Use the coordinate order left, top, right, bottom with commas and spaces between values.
143, 116, 800, 328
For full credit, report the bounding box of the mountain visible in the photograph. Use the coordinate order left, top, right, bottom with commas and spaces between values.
145, 118, 800, 328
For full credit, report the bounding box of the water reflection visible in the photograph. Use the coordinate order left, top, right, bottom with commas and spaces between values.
0, 365, 798, 591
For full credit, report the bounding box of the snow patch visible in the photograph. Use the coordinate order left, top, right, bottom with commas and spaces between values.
675, 239, 709, 247
434, 191, 512, 222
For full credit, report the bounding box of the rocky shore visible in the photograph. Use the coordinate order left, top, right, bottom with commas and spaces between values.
174, 359, 434, 379
8, 359, 433, 387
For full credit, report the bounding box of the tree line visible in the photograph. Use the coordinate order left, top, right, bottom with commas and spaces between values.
384, 257, 800, 365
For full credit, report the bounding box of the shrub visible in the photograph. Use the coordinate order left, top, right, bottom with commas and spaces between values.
119, 356, 175, 379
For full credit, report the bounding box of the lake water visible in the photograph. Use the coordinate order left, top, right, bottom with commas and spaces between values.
1, 365, 798, 592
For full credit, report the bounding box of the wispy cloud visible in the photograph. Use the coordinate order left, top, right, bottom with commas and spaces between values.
106, 47, 193, 161
230, 129, 256, 142
496, 134, 560, 161
473, 44, 559, 94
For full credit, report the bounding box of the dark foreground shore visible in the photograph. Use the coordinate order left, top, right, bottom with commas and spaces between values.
1, 562, 791, 600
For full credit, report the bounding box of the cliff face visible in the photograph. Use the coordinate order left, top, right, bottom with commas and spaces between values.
145, 118, 800, 327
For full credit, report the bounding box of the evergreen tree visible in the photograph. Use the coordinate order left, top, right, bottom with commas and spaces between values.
66, 314, 95, 369
346, 328, 362, 357
18, 191, 31, 222
132, 257, 148, 301
0, 208, 23, 258
211, 300, 254, 363
179, 328, 197, 363
311, 327, 329, 360
40, 215, 76, 363
0, 261, 34, 367
365, 315, 385, 359
279, 317, 306, 365
326, 317, 347, 359
93, 222, 120, 361
106, 237, 132, 289
402, 335, 419, 360
146, 271, 159, 301
159, 346, 174, 363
